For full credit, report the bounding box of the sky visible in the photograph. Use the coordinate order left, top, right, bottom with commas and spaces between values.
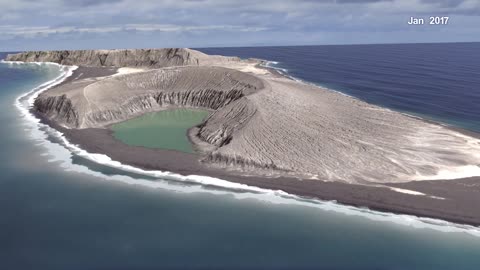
0, 0, 479, 51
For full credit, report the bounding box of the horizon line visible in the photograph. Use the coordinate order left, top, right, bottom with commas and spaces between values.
1, 40, 479, 53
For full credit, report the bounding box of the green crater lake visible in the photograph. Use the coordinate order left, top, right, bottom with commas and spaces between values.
111, 108, 209, 153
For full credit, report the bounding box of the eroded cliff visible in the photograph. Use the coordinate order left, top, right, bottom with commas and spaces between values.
6, 48, 240, 68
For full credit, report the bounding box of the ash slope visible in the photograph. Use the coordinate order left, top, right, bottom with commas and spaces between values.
8, 49, 480, 184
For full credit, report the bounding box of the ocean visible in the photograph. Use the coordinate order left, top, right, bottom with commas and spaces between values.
1, 43, 480, 270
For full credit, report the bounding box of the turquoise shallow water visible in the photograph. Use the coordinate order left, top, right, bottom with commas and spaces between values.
1, 50, 480, 269
112, 109, 209, 153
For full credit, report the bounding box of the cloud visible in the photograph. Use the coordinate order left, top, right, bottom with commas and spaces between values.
420, 0, 464, 7
65, 0, 124, 7
1, 0, 477, 13
0, 24, 269, 39
0, 0, 479, 50
334, 0, 393, 3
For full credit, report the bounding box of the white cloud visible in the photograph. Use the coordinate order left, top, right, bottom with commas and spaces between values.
0, 24, 269, 39
0, 0, 478, 49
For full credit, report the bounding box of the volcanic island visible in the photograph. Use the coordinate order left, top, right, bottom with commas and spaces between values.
7, 48, 480, 226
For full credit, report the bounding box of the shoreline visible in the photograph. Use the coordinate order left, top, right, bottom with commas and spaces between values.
11, 59, 480, 227
33, 106, 480, 227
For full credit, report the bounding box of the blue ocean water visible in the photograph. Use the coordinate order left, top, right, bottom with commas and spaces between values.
199, 42, 480, 132
1, 46, 480, 270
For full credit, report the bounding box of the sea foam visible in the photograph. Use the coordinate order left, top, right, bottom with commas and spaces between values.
6, 60, 480, 237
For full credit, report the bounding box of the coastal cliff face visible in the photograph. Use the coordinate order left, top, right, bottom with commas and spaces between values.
35, 94, 79, 127
6, 48, 240, 68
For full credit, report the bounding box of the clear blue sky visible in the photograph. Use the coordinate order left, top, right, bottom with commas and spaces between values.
1, 0, 479, 51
